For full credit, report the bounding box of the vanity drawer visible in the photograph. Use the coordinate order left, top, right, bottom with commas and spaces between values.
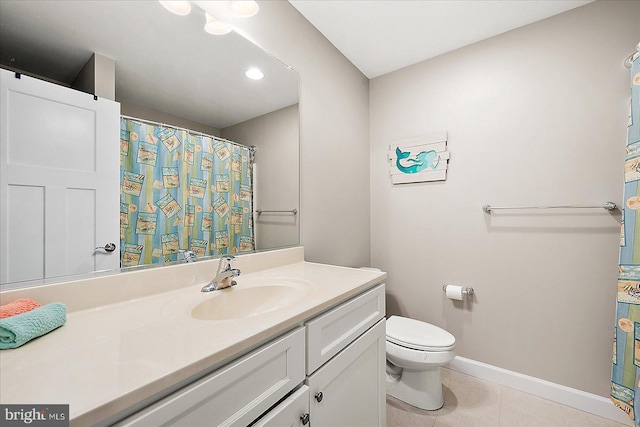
117, 327, 305, 427
306, 283, 385, 374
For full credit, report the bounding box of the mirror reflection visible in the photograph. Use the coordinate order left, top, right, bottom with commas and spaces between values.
0, 0, 300, 288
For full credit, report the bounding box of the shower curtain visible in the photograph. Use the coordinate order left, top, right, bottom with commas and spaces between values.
612, 49, 640, 424
119, 118, 254, 267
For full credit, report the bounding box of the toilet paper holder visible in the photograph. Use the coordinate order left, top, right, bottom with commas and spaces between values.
442, 284, 474, 297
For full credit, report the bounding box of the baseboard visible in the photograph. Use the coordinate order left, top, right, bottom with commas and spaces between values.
447, 356, 634, 426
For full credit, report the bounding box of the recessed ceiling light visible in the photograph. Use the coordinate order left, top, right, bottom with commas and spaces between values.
245, 68, 264, 80
205, 13, 232, 35
230, 1, 259, 18
159, 1, 191, 16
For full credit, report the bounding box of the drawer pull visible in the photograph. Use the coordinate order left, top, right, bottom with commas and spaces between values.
300, 413, 310, 425
314, 391, 323, 403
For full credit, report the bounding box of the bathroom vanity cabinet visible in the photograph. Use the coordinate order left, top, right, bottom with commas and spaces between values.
115, 284, 386, 427
0, 249, 388, 425
305, 284, 386, 426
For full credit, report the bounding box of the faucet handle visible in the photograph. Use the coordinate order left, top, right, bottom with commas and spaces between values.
217, 255, 236, 272
178, 249, 197, 263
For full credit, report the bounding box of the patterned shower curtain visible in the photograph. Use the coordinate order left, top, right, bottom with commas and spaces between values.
119, 117, 254, 267
612, 49, 640, 424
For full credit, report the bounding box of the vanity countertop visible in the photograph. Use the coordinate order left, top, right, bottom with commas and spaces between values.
0, 249, 386, 426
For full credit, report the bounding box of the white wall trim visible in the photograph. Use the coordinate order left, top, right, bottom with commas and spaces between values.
448, 356, 634, 426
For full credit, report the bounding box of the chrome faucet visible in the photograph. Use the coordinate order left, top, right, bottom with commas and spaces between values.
201, 255, 241, 292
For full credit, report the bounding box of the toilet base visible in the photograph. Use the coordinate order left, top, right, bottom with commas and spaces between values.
386, 366, 444, 410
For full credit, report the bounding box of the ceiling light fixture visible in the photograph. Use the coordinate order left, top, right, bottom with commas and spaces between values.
229, 1, 259, 18
245, 68, 264, 80
205, 13, 233, 35
159, 0, 192, 16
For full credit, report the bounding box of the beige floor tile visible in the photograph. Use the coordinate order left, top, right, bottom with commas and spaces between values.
441, 367, 453, 388
446, 370, 502, 409
562, 405, 632, 427
499, 387, 566, 427
387, 395, 437, 427
442, 367, 472, 386
434, 373, 502, 427
387, 370, 628, 427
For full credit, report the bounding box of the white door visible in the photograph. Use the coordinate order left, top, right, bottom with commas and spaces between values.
0, 68, 120, 285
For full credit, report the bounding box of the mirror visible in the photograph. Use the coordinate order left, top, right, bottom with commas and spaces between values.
0, 0, 300, 289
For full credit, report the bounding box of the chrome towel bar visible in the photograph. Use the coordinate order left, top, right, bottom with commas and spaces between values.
482, 202, 616, 214
256, 209, 298, 215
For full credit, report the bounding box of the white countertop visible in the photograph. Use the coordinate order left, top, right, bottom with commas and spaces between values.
0, 249, 386, 426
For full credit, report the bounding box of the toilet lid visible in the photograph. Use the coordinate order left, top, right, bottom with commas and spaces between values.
386, 316, 455, 351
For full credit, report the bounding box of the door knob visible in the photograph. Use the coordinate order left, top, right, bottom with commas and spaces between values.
314, 391, 323, 402
95, 243, 116, 252
300, 413, 310, 425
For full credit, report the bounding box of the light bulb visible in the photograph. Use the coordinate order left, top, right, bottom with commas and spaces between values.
229, 1, 259, 18
159, 1, 191, 16
245, 68, 264, 80
205, 13, 232, 35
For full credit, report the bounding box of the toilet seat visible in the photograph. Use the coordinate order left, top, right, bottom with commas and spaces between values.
386, 316, 455, 352
387, 340, 455, 369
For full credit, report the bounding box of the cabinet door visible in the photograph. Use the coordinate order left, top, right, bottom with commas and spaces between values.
0, 69, 120, 284
252, 385, 309, 427
306, 319, 386, 427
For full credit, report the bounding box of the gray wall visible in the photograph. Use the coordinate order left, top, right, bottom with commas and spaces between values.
222, 105, 300, 250
226, 1, 371, 267
226, 0, 638, 396
370, 0, 640, 397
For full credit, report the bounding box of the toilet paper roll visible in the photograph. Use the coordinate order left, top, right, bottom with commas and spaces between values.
446, 285, 464, 300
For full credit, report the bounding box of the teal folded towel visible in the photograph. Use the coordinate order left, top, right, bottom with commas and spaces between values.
0, 302, 67, 349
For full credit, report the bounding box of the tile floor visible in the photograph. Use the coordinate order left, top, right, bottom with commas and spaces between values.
386, 368, 633, 427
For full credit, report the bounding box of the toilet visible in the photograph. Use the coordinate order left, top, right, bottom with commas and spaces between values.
386, 315, 456, 410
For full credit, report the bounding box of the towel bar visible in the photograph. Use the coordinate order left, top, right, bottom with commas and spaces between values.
256, 209, 298, 215
482, 202, 616, 214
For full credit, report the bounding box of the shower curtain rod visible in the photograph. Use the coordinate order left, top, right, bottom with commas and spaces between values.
120, 114, 255, 152
482, 202, 617, 214
623, 42, 640, 69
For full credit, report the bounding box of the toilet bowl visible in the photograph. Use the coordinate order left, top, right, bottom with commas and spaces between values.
386, 315, 455, 410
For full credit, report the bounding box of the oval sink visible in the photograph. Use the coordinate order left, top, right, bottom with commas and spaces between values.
191, 284, 307, 321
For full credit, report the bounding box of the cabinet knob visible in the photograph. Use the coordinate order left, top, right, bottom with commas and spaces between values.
300, 413, 310, 425
314, 391, 323, 403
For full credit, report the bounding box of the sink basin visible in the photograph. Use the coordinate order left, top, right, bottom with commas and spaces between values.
191, 280, 310, 321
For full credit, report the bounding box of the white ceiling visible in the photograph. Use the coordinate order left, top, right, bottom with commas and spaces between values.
289, 0, 593, 78
0, 1, 299, 129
